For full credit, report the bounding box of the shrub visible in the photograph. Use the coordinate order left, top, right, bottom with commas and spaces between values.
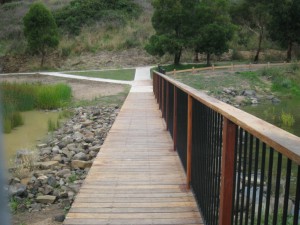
23, 2, 59, 67
54, 0, 141, 35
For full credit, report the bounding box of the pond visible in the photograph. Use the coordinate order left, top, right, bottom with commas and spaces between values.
3, 110, 59, 164
242, 98, 300, 137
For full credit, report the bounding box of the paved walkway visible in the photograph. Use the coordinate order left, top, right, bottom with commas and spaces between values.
0, 66, 153, 85
63, 68, 203, 225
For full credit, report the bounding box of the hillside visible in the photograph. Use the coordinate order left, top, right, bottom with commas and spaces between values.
0, 0, 155, 72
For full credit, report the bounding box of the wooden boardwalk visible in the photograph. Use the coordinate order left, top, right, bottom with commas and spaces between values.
64, 80, 203, 225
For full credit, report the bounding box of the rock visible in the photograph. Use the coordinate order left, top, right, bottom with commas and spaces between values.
251, 99, 258, 104
89, 151, 97, 158
40, 147, 52, 155
37, 175, 48, 184
37, 144, 47, 148
81, 120, 93, 127
73, 132, 84, 141
67, 143, 77, 152
36, 195, 56, 204
36, 161, 59, 170
43, 185, 54, 195
71, 160, 93, 169
73, 124, 82, 131
58, 191, 68, 198
62, 149, 74, 159
8, 183, 27, 197
272, 97, 281, 104
56, 169, 71, 178
52, 146, 60, 154
31, 203, 42, 212
242, 90, 256, 97
73, 152, 88, 161
52, 155, 62, 162
54, 214, 65, 222
47, 176, 57, 187
89, 145, 101, 153
21, 178, 30, 186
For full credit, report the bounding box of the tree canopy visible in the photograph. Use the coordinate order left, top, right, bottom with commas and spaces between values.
268, 0, 300, 62
146, 0, 234, 65
23, 2, 59, 67
145, 0, 197, 65
194, 0, 234, 65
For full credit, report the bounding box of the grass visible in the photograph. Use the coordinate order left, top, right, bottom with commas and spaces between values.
72, 85, 130, 107
67, 69, 136, 81
1, 82, 72, 133
152, 63, 208, 73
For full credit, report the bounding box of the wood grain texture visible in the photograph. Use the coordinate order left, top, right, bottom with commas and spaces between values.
64, 82, 203, 225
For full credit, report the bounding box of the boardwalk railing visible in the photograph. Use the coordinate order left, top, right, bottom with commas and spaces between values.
153, 71, 300, 225
166, 62, 293, 75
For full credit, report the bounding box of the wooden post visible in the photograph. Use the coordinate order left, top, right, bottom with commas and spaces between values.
153, 73, 156, 98
212, 64, 215, 71
166, 81, 169, 130
173, 69, 176, 75
161, 79, 165, 118
173, 87, 178, 151
219, 118, 237, 225
192, 67, 195, 74
186, 95, 193, 190
159, 76, 161, 107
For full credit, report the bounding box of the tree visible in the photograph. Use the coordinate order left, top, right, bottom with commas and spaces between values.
194, 0, 235, 66
230, 0, 270, 63
145, 0, 197, 65
268, 0, 300, 62
23, 3, 59, 67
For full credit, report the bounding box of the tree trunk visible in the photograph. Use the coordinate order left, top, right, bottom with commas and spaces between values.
206, 53, 211, 66
194, 51, 199, 62
41, 51, 45, 67
174, 49, 182, 65
254, 29, 263, 63
287, 41, 293, 62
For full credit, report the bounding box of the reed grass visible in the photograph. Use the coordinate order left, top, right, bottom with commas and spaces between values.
1, 82, 72, 133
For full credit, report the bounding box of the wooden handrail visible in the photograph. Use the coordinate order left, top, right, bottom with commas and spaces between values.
154, 71, 300, 165
166, 62, 292, 75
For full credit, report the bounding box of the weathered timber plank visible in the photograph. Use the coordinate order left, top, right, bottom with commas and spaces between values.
64, 88, 202, 225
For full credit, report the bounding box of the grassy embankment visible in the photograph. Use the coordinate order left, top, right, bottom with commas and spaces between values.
0, 0, 153, 57
1, 82, 72, 133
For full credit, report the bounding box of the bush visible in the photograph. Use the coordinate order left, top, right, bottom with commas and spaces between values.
54, 0, 141, 35
23, 2, 59, 67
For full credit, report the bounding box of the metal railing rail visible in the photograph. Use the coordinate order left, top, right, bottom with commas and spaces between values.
153, 71, 300, 225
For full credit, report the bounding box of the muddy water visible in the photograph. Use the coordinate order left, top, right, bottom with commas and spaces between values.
3, 111, 59, 163
242, 98, 300, 137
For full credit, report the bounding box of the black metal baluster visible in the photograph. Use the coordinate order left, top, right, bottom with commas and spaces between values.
293, 165, 300, 225
250, 138, 260, 225
257, 143, 267, 225
264, 147, 274, 225
234, 128, 244, 225
272, 152, 282, 225
245, 135, 254, 225
240, 131, 248, 225
282, 159, 292, 225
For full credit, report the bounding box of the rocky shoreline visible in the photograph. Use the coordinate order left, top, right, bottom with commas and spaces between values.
212, 87, 281, 108
6, 104, 120, 222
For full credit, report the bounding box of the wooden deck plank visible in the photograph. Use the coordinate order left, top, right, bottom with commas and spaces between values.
64, 84, 202, 225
